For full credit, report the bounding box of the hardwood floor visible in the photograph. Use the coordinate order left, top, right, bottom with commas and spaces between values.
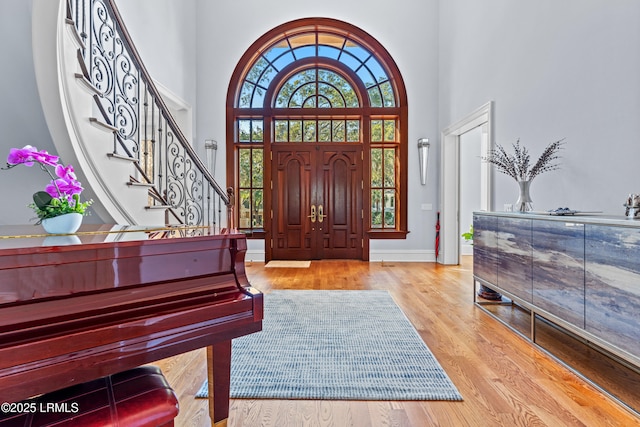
153, 258, 640, 426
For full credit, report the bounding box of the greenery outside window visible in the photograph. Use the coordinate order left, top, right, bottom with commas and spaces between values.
238, 147, 263, 231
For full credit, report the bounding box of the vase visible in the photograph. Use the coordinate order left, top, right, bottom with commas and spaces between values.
514, 180, 534, 212
41, 212, 83, 234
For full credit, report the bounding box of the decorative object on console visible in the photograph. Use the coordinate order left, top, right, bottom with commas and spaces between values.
515, 180, 534, 212
548, 207, 578, 216
547, 208, 603, 216
484, 138, 564, 212
624, 194, 640, 219
2, 146, 92, 231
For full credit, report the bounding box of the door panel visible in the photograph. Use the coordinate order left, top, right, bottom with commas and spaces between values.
272, 147, 314, 260
271, 144, 362, 260
286, 160, 302, 226
319, 146, 362, 259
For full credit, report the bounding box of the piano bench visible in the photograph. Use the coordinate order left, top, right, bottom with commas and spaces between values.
0, 365, 179, 427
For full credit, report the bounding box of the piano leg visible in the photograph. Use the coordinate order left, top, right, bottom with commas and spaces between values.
207, 341, 232, 427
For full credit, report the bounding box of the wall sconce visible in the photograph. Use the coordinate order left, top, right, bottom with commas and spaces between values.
204, 139, 218, 176
418, 138, 430, 185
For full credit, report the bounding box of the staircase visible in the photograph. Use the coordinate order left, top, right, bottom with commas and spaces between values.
32, 0, 232, 231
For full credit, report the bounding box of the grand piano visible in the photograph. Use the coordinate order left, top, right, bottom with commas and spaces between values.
0, 224, 263, 425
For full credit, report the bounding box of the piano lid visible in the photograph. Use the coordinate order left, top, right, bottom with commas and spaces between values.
0, 224, 247, 305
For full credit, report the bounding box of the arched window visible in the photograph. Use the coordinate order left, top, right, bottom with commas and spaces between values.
227, 18, 408, 259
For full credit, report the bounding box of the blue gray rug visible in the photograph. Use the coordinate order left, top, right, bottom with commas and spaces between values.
197, 290, 462, 401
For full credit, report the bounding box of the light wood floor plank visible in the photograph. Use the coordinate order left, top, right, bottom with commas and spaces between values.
153, 258, 640, 426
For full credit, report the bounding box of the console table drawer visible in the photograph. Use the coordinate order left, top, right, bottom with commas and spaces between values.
496, 217, 532, 302
532, 220, 585, 328
585, 225, 640, 358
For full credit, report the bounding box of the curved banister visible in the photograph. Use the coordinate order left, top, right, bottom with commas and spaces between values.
66, 0, 233, 230
102, 0, 229, 204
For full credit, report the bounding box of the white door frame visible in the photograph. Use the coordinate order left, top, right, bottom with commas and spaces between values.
439, 101, 493, 264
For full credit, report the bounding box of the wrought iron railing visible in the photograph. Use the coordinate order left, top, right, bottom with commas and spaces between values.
66, 0, 233, 231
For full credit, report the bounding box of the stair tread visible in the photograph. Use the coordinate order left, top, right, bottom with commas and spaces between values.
90, 117, 118, 132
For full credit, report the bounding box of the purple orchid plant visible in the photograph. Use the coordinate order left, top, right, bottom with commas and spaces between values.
4, 145, 92, 221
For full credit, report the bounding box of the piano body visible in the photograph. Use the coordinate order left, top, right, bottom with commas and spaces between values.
0, 224, 263, 425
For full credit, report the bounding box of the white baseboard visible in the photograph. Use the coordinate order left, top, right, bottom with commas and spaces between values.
369, 249, 436, 262
243, 248, 437, 263
245, 249, 266, 263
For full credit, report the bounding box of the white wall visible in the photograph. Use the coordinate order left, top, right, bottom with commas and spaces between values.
116, 0, 198, 142
439, 0, 640, 215
0, 0, 60, 224
195, 0, 441, 258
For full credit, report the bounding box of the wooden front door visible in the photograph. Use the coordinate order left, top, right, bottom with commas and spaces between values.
271, 144, 363, 260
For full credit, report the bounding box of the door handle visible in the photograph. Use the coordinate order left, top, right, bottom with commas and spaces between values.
308, 205, 316, 223
318, 204, 327, 223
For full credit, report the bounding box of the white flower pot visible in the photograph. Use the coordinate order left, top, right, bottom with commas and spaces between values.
41, 213, 83, 234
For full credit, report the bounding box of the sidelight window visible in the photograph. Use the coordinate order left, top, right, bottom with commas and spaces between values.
371, 118, 398, 229
238, 147, 264, 229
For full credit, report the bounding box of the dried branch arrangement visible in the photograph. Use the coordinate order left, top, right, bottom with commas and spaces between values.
484, 138, 565, 181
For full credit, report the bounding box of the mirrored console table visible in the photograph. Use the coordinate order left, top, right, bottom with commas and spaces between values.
472, 212, 640, 416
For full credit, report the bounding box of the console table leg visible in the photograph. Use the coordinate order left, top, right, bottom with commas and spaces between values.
207, 341, 232, 427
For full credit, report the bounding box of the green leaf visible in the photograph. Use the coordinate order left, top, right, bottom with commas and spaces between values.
32, 191, 53, 209
461, 225, 474, 241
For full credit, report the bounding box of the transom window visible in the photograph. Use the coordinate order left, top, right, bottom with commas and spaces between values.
273, 118, 360, 143
227, 18, 408, 240
275, 69, 359, 108
238, 33, 395, 109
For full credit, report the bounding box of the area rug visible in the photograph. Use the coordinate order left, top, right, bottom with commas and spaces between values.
265, 260, 311, 268
196, 290, 462, 401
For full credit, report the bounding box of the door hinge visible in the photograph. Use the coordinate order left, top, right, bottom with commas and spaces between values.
270, 239, 273, 248
271, 209, 273, 219
361, 209, 364, 219
270, 180, 273, 190
270, 152, 273, 160
361, 239, 364, 248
